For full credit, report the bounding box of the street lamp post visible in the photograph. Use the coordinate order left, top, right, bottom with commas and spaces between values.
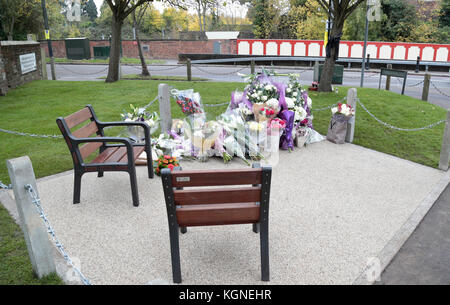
360, 2, 370, 87
41, 0, 56, 80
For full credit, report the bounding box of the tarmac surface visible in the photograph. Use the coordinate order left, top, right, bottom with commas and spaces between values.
1, 141, 445, 284
376, 182, 450, 285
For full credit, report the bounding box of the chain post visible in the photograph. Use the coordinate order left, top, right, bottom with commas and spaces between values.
439, 109, 450, 170
422, 73, 431, 102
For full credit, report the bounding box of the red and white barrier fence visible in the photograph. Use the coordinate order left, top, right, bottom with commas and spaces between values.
237, 39, 450, 62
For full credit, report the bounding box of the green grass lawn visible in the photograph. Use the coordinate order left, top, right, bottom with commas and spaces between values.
0, 79, 446, 284
0, 204, 63, 285
48, 57, 166, 65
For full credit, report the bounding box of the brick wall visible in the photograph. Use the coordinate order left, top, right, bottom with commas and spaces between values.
0, 41, 43, 96
40, 39, 238, 60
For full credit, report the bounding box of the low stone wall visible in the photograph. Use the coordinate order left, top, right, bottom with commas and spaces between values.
0, 41, 44, 96
40, 39, 237, 60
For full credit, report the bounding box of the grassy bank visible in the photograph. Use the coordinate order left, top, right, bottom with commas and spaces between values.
0, 203, 63, 285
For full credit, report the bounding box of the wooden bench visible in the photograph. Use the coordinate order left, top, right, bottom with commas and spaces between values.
161, 165, 272, 283
56, 105, 153, 207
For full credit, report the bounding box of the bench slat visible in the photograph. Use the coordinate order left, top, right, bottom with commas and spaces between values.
72, 121, 98, 138
176, 202, 260, 226
171, 169, 262, 187
104, 147, 128, 163
79, 142, 103, 160
173, 187, 261, 205
65, 107, 92, 129
90, 147, 119, 164
120, 146, 145, 163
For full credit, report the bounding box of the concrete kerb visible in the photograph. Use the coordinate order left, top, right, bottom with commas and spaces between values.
352, 169, 450, 285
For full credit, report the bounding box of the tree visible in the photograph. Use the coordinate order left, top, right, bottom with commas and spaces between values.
104, 0, 153, 83
132, 2, 151, 76
250, 0, 276, 38
316, 0, 365, 92
82, 0, 98, 22
291, 0, 326, 40
0, 0, 41, 40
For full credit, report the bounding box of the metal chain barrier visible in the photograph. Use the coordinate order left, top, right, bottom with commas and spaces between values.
430, 81, 450, 99
25, 184, 92, 285
345, 72, 378, 79
58, 65, 109, 76
203, 101, 230, 107
193, 65, 247, 76
407, 79, 424, 87
0, 128, 63, 139
0, 181, 12, 189
357, 98, 445, 131
129, 65, 184, 72
142, 95, 159, 110
393, 77, 423, 88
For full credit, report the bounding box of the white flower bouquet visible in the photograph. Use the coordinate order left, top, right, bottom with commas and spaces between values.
121, 104, 160, 141
331, 103, 355, 117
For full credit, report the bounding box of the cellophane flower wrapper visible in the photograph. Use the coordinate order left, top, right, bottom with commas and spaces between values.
246, 120, 267, 159
279, 110, 295, 150
217, 110, 249, 164
172, 89, 206, 119
182, 114, 223, 161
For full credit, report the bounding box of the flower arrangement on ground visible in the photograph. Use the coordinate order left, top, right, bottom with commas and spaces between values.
121, 104, 160, 131
172, 89, 204, 116
327, 102, 355, 144
121, 104, 160, 141
154, 155, 180, 176
331, 103, 355, 117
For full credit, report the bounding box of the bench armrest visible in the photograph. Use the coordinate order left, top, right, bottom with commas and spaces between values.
96, 121, 151, 146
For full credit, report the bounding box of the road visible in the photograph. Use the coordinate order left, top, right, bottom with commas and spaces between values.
47, 63, 450, 109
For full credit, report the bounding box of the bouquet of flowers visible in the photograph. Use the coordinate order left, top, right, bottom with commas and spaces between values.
245, 83, 279, 105
331, 103, 355, 117
268, 118, 286, 131
154, 155, 180, 176
121, 104, 160, 131
121, 104, 160, 141
172, 89, 204, 116
258, 106, 276, 120
327, 103, 355, 144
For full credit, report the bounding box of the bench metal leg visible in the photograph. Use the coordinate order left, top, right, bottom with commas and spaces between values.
97, 171, 104, 177
180, 226, 187, 234
253, 223, 260, 233
129, 169, 139, 207
147, 151, 154, 179
73, 171, 82, 204
260, 220, 270, 281
169, 223, 182, 283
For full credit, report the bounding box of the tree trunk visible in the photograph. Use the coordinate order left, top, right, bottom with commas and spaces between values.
318, 22, 344, 92
133, 12, 150, 77
106, 17, 123, 83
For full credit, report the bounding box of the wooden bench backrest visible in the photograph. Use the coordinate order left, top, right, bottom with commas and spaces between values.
162, 167, 272, 227
56, 106, 102, 163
